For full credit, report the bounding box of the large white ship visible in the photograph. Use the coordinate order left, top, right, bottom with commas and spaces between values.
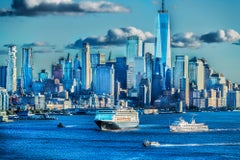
94, 107, 139, 130
170, 117, 209, 133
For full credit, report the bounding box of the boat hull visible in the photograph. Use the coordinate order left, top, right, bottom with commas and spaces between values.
170, 126, 209, 133
95, 120, 139, 130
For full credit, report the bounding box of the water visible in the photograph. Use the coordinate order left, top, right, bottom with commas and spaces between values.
1, 112, 240, 160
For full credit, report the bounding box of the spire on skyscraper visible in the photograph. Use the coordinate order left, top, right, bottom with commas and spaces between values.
159, 0, 167, 13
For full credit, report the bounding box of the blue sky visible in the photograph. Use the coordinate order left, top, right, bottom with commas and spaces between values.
0, 0, 240, 83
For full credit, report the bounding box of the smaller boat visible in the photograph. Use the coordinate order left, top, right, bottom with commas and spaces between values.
57, 122, 64, 128
143, 140, 160, 147
170, 117, 208, 133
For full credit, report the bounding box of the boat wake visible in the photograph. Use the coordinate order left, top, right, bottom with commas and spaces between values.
209, 128, 240, 132
160, 142, 240, 147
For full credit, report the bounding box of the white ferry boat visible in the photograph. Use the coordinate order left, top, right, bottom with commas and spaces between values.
170, 117, 208, 133
94, 107, 139, 130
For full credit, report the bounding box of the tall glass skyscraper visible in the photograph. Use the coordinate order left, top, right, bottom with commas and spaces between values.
63, 53, 73, 91
22, 48, 33, 92
173, 55, 188, 89
6, 45, 17, 93
126, 36, 142, 63
81, 42, 92, 90
154, 0, 171, 90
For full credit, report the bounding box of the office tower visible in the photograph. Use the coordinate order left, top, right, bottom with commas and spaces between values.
95, 65, 115, 102
21, 48, 33, 92
143, 42, 155, 56
6, 45, 17, 93
154, 0, 171, 91
173, 55, 188, 89
180, 77, 189, 107
52, 63, 63, 82
81, 42, 92, 90
63, 53, 73, 91
115, 57, 127, 90
34, 93, 45, 110
126, 36, 143, 63
38, 69, 48, 82
138, 78, 151, 107
127, 62, 134, 89
73, 54, 81, 94
0, 87, 9, 111
145, 53, 153, 82
188, 57, 205, 90
91, 52, 105, 90
204, 63, 213, 90
151, 57, 162, 104
227, 91, 240, 109
0, 66, 7, 88
134, 57, 145, 88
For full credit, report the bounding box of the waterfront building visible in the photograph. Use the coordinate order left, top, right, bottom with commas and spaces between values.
81, 43, 92, 90
138, 78, 151, 107
151, 57, 162, 104
34, 93, 45, 110
95, 65, 115, 102
63, 53, 73, 91
227, 90, 240, 109
173, 55, 188, 89
180, 77, 189, 108
154, 0, 171, 91
6, 45, 17, 93
0, 66, 7, 88
207, 89, 217, 108
188, 57, 205, 90
126, 36, 142, 62
0, 87, 9, 111
21, 48, 33, 92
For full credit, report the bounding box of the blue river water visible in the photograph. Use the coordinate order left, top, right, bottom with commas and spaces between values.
0, 112, 240, 160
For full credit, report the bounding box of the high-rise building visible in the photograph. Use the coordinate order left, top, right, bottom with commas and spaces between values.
145, 53, 153, 82
91, 52, 105, 90
189, 57, 205, 90
134, 57, 145, 88
73, 54, 81, 95
154, 0, 171, 91
0, 87, 9, 111
115, 57, 127, 90
34, 93, 45, 110
6, 45, 17, 93
126, 36, 143, 62
63, 53, 73, 91
38, 69, 48, 82
21, 48, 33, 92
227, 90, 240, 109
0, 66, 7, 88
81, 43, 92, 90
143, 42, 155, 56
173, 55, 188, 89
95, 65, 115, 103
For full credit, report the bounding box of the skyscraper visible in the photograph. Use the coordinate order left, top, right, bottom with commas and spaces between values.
0, 87, 9, 111
189, 57, 205, 90
63, 53, 73, 91
22, 48, 33, 92
0, 66, 7, 88
126, 36, 143, 62
173, 55, 188, 89
154, 0, 171, 90
6, 45, 17, 93
81, 42, 92, 90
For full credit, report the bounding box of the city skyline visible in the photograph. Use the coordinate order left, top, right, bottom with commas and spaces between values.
0, 0, 240, 83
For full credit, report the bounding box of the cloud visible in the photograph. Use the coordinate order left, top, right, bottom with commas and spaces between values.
22, 41, 54, 47
66, 26, 155, 49
200, 29, 240, 43
171, 32, 201, 48
232, 40, 240, 46
171, 29, 240, 48
0, 0, 130, 16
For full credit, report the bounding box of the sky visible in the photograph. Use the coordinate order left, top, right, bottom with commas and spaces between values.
0, 0, 240, 83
